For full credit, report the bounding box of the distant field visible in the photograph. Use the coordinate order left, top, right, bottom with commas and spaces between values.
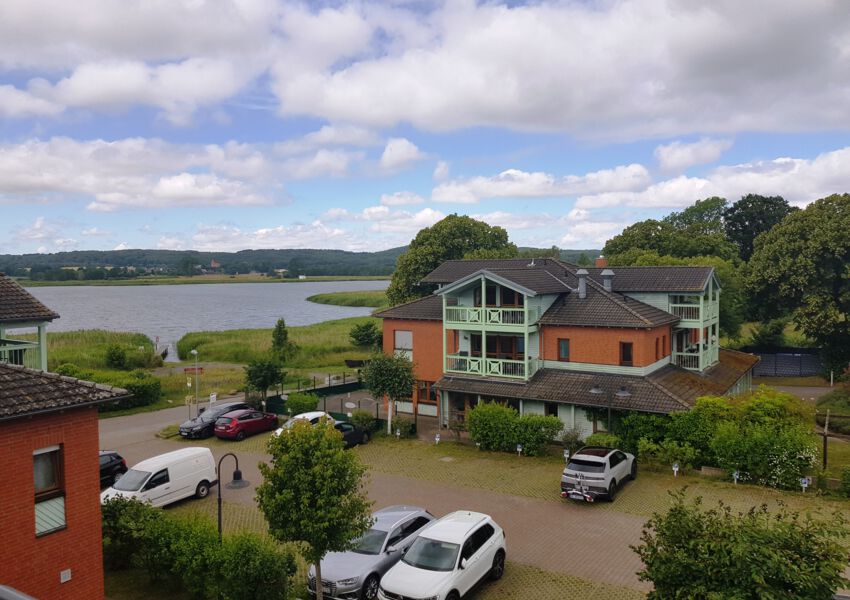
306, 289, 388, 308
19, 274, 390, 287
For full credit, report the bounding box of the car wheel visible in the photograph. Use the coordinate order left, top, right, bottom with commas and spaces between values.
630, 460, 638, 481
236, 430, 247, 441
608, 479, 618, 501
195, 480, 210, 499
490, 550, 505, 580
446, 592, 460, 600
360, 574, 379, 600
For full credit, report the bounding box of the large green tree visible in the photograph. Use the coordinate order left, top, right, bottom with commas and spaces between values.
386, 214, 517, 305
362, 352, 415, 434
746, 193, 850, 370
724, 194, 798, 261
271, 317, 296, 362
603, 197, 737, 261
243, 358, 284, 401
257, 421, 372, 600
634, 491, 849, 599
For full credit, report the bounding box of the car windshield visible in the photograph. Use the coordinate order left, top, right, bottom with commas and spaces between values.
567, 458, 605, 473
402, 537, 459, 572
112, 469, 150, 491
282, 417, 308, 430
351, 528, 388, 555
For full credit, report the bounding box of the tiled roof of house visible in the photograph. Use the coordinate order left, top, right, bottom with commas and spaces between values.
373, 294, 443, 321
582, 266, 714, 292
539, 285, 680, 329
435, 349, 759, 415
0, 363, 130, 422
0, 274, 60, 324
422, 258, 566, 284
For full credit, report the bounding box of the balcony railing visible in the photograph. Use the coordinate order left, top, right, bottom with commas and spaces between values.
0, 338, 41, 370
670, 304, 700, 321
673, 352, 700, 370
445, 306, 530, 326
446, 354, 528, 379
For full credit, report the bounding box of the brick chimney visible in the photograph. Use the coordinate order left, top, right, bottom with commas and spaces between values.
576, 269, 588, 299
595, 255, 608, 268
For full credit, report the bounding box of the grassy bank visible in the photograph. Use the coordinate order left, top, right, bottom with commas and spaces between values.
20, 274, 390, 287
9, 329, 158, 371
177, 316, 378, 372
306, 289, 388, 308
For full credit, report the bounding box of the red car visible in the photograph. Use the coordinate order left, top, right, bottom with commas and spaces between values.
214, 409, 279, 440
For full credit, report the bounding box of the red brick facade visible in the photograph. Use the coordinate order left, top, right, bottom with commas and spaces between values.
0, 407, 105, 600
540, 325, 672, 367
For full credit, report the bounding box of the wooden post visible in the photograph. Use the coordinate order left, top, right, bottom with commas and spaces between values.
822, 409, 830, 470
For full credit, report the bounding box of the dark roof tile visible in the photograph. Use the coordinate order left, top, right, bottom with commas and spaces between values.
373, 295, 442, 321
0, 274, 60, 324
539, 287, 679, 329
584, 266, 713, 292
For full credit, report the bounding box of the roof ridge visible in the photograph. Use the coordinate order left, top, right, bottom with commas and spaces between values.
0, 362, 129, 395
374, 293, 437, 315
582, 272, 659, 326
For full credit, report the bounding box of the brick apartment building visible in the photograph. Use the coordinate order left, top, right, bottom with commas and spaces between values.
376, 257, 758, 434
0, 274, 129, 600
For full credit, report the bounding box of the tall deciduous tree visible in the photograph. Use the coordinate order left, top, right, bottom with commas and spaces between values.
724, 194, 798, 261
746, 193, 850, 370
634, 491, 849, 599
664, 196, 728, 236
362, 352, 415, 434
243, 358, 284, 401
386, 214, 517, 306
271, 317, 296, 361
257, 421, 372, 600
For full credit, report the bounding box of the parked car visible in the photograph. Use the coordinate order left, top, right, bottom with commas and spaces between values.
560, 446, 636, 503
335, 421, 371, 448
178, 401, 251, 438
273, 411, 333, 436
101, 447, 217, 508
308, 505, 435, 599
215, 409, 278, 440
99, 450, 127, 488
378, 511, 506, 600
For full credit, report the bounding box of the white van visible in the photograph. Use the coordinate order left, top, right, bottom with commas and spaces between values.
100, 447, 217, 508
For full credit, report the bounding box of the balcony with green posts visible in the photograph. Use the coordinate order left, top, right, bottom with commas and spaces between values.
0, 273, 57, 372
439, 273, 547, 381
668, 276, 720, 372
0, 324, 49, 371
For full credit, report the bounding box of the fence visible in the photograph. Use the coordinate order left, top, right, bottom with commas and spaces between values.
741, 346, 823, 377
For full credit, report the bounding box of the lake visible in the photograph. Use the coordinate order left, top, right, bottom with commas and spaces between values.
27, 280, 389, 361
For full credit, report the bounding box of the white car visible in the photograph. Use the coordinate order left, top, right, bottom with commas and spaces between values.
273, 411, 333, 436
377, 511, 506, 600
560, 446, 637, 502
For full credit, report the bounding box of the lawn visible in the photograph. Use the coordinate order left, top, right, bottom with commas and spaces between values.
306, 289, 388, 308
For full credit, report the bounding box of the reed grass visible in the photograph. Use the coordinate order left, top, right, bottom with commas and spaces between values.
10, 329, 156, 370
305, 290, 388, 308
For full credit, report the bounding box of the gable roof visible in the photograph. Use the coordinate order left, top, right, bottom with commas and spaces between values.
0, 363, 130, 422
647, 349, 760, 405
422, 258, 566, 285
373, 294, 442, 321
0, 274, 60, 324
539, 286, 679, 329
582, 266, 714, 293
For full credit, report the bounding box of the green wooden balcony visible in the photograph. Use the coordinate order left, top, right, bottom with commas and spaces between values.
445, 354, 537, 380
445, 306, 537, 327
0, 338, 42, 370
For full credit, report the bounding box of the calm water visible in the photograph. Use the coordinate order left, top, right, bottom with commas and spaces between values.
27, 280, 388, 361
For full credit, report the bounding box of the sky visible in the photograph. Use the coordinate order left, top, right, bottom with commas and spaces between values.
2, 0, 850, 255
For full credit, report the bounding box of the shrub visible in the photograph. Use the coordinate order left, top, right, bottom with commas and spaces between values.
559, 427, 585, 457
514, 414, 563, 456
816, 385, 850, 435
618, 412, 670, 455
101, 497, 164, 570
841, 466, 850, 498
585, 432, 621, 448
637, 438, 663, 469
391, 416, 416, 438
215, 533, 296, 600
350, 409, 376, 432
54, 363, 94, 380
667, 396, 736, 467
657, 440, 698, 470
285, 392, 318, 416
105, 344, 127, 369
349, 322, 382, 348
95, 371, 162, 411
467, 402, 517, 452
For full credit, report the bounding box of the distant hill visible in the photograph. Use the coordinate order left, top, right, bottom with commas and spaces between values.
0, 246, 602, 278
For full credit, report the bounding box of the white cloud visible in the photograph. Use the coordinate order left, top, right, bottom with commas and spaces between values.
189, 221, 351, 251
655, 138, 734, 172
15, 217, 56, 241
0, 85, 63, 118
275, 125, 379, 156
380, 191, 424, 206
432, 164, 650, 204
113, 242, 129, 250
156, 236, 186, 250
560, 221, 630, 247
283, 149, 359, 179
82, 227, 111, 236
379, 138, 426, 172
363, 207, 445, 234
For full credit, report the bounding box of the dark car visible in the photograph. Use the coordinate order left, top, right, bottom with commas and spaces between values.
335, 421, 370, 448
214, 409, 279, 440
178, 401, 251, 439
99, 450, 127, 488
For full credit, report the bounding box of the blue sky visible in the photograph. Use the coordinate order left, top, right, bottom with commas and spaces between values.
3, 1, 850, 254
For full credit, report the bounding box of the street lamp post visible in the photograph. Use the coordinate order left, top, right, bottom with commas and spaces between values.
589, 385, 631, 433
190, 349, 199, 417
216, 452, 250, 544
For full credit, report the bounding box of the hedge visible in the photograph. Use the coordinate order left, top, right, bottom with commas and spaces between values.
467, 403, 562, 456
55, 364, 162, 411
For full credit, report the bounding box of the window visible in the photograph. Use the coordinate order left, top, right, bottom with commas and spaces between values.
619, 342, 633, 366
144, 469, 169, 490
402, 516, 432, 538
336, 422, 354, 433
557, 338, 570, 361
609, 453, 623, 468
418, 381, 437, 404
655, 337, 660, 361
34, 446, 65, 536
394, 330, 413, 360
462, 523, 495, 562
386, 525, 405, 548
501, 288, 523, 307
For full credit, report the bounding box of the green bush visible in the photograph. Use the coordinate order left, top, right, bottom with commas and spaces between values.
514, 414, 563, 456
618, 412, 670, 455
350, 409, 376, 432
391, 416, 416, 438
816, 385, 850, 435
637, 438, 663, 469
559, 427, 585, 457
467, 402, 517, 452
54, 363, 94, 380
105, 344, 127, 369
215, 533, 296, 600
667, 396, 735, 467
95, 370, 162, 411
584, 432, 621, 448
841, 466, 850, 498
101, 497, 164, 570
349, 322, 382, 348
285, 392, 318, 416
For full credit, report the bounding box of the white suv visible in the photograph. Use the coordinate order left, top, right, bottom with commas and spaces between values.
377, 511, 506, 600
560, 446, 636, 502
